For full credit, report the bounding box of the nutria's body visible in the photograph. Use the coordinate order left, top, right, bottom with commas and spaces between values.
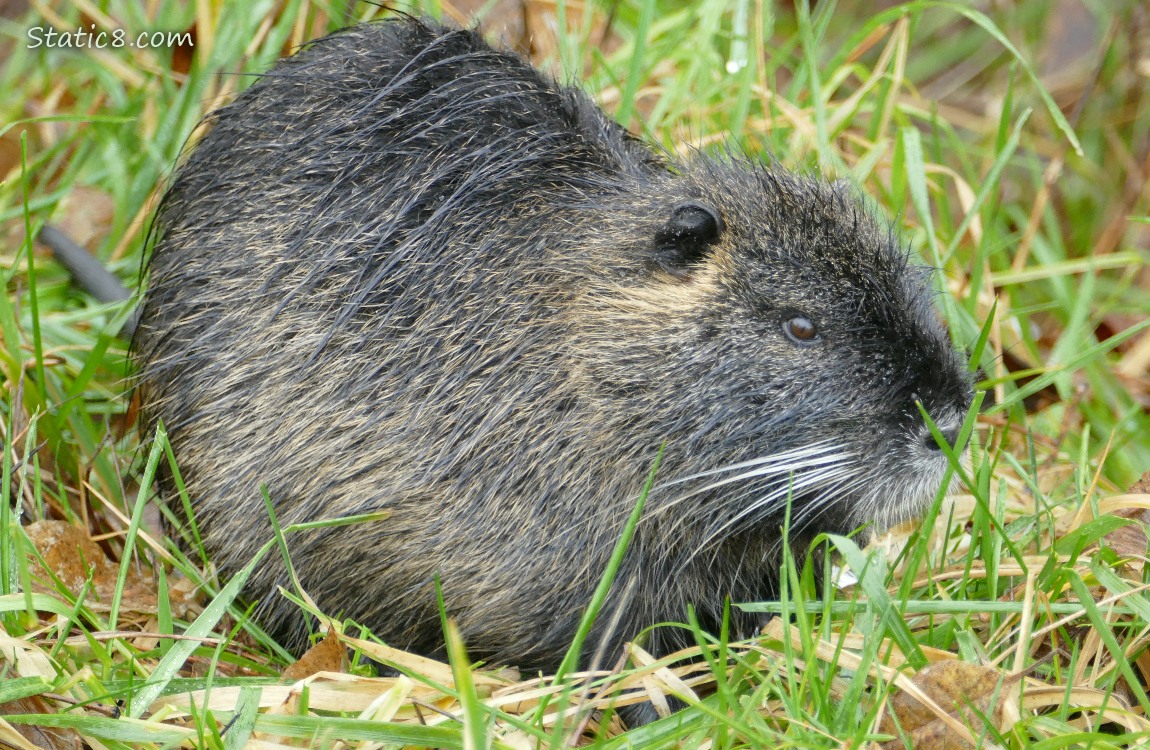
136, 18, 973, 670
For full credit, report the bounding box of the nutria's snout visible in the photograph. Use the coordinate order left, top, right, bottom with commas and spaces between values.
135, 16, 976, 674
921, 421, 962, 452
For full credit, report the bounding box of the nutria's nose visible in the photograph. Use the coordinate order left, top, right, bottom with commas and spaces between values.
923, 422, 961, 451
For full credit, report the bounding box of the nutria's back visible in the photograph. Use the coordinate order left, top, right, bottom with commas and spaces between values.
136, 18, 973, 669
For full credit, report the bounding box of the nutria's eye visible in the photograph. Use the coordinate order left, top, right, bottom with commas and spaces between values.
783, 316, 819, 344
653, 201, 724, 277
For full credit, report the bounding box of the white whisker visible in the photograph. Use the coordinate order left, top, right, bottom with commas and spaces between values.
681, 459, 861, 566
657, 440, 842, 488
650, 442, 856, 519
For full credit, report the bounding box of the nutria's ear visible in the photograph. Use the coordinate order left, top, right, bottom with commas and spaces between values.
653, 201, 724, 277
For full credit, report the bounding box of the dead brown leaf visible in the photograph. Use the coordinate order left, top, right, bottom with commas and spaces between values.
1129, 470, 1150, 496
0, 126, 26, 180
256, 631, 348, 746
1100, 470, 1150, 562
24, 519, 156, 617
25, 519, 119, 594
282, 629, 346, 681
0, 694, 82, 750
880, 660, 1013, 750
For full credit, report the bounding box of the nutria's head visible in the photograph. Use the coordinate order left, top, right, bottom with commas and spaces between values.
570, 160, 973, 557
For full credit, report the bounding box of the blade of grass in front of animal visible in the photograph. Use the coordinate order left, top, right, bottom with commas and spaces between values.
895, 409, 957, 592
127, 532, 279, 718
969, 299, 997, 384
440, 605, 489, 750
917, 389, 983, 491
778, 496, 828, 717
260, 498, 391, 656
686, 604, 730, 721
156, 564, 173, 659
262, 484, 308, 622
220, 684, 261, 750
107, 422, 168, 631
826, 533, 926, 669
679, 604, 769, 741
160, 435, 205, 564
538, 446, 664, 732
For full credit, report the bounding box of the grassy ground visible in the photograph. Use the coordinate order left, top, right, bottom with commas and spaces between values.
2, 0, 1149, 747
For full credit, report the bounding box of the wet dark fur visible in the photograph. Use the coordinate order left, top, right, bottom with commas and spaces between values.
136, 18, 973, 672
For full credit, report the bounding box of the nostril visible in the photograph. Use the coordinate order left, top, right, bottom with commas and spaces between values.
924, 424, 961, 450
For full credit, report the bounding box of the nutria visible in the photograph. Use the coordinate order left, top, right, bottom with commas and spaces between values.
134, 17, 973, 674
